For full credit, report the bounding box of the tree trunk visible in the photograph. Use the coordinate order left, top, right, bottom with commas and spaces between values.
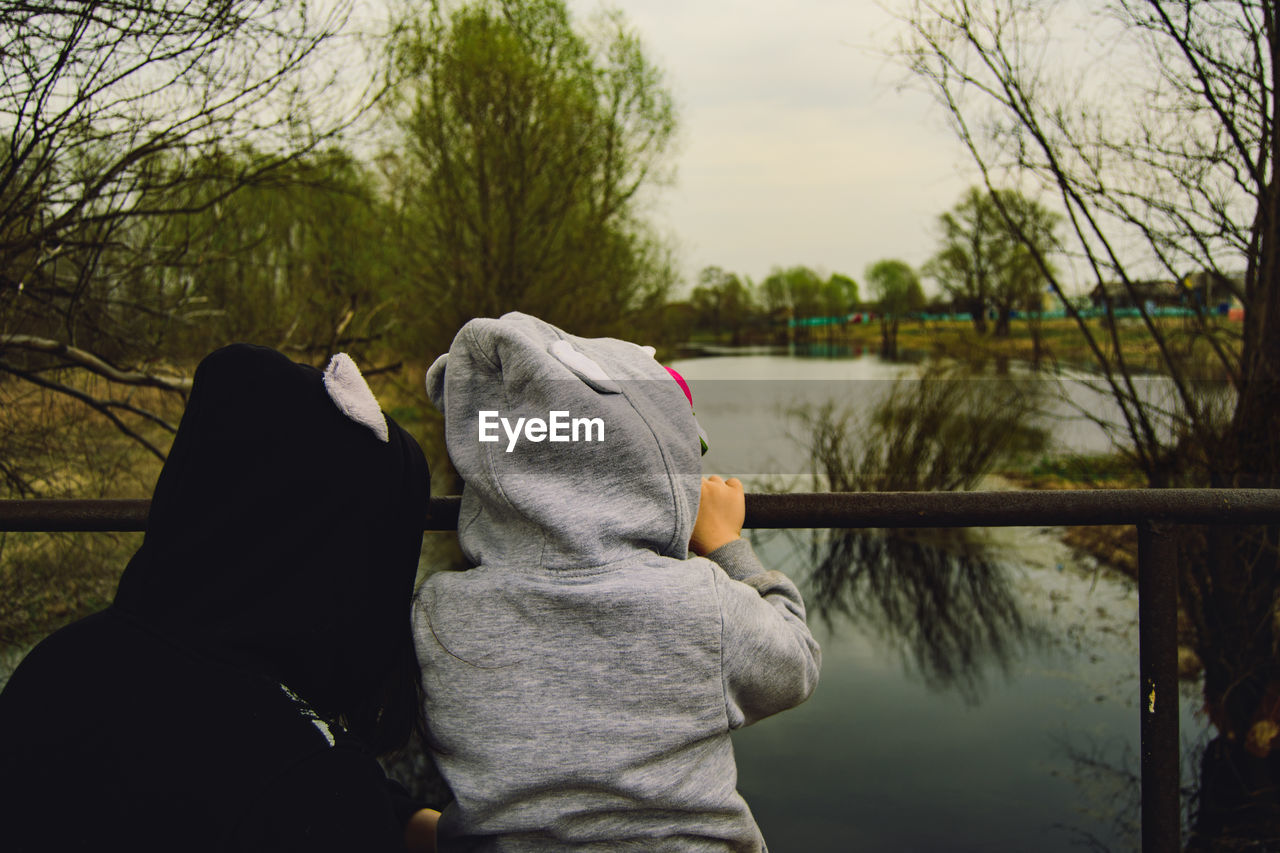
1192, 149, 1280, 843
993, 308, 1011, 337
880, 318, 898, 359
967, 298, 988, 334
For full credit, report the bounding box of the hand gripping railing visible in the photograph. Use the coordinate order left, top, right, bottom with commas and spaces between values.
5, 487, 1280, 852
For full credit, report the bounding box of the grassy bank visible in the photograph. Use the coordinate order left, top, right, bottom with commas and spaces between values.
0, 354, 448, 649
790, 314, 1240, 377
1001, 454, 1146, 578
999, 452, 1207, 680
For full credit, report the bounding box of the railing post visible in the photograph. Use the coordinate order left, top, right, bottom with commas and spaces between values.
1138, 520, 1180, 852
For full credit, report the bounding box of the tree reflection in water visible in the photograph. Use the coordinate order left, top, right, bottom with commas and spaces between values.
1047, 732, 1142, 851
805, 526, 1048, 705
788, 359, 1052, 703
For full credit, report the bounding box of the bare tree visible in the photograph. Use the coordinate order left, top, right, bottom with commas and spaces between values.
898, 0, 1280, 842
0, 1, 363, 476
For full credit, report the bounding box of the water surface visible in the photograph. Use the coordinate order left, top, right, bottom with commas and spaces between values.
670, 349, 1207, 852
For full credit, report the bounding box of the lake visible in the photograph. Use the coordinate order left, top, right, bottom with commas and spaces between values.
669, 348, 1208, 853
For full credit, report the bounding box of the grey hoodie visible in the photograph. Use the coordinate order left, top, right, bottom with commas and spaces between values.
414, 312, 820, 851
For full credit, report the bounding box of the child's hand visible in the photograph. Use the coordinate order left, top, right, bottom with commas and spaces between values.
690, 475, 745, 556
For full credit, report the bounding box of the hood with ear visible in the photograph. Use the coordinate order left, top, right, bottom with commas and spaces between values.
426, 312, 701, 569
113, 344, 430, 720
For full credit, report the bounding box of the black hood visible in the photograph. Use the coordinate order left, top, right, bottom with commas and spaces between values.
114, 344, 430, 719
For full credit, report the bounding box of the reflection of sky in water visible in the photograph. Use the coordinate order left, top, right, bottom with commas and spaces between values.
669, 352, 1210, 852
672, 354, 908, 484
671, 354, 1235, 477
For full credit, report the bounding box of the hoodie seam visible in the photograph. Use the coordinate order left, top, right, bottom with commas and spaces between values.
614, 371, 686, 558
568, 328, 678, 562
476, 336, 549, 565
466, 321, 514, 528
465, 323, 501, 372
715, 565, 733, 732
481, 383, 521, 528
473, 552, 672, 577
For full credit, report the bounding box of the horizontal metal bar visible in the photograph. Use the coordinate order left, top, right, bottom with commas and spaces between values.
744, 488, 1280, 529
0, 499, 152, 532
1, 488, 1279, 532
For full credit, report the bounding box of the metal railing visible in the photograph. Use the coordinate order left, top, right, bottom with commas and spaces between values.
5, 487, 1280, 853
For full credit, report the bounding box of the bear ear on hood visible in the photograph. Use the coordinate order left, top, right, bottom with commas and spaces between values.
548, 339, 619, 394
425, 353, 448, 411
323, 352, 389, 442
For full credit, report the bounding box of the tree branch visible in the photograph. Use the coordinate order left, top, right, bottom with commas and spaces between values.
0, 335, 191, 391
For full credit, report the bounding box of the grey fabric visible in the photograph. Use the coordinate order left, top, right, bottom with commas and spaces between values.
414, 313, 820, 851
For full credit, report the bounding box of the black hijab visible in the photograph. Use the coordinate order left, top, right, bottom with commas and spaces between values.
114, 344, 430, 737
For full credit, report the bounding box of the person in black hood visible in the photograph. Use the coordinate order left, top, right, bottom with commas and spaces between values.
0, 343, 439, 852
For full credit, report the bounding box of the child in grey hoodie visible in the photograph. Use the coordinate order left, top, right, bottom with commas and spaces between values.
414, 312, 820, 851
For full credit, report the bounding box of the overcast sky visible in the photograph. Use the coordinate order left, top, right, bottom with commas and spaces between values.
565, 0, 980, 291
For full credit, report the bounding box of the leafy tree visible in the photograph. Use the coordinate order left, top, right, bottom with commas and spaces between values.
759, 265, 826, 318
901, 0, 1280, 839
922, 187, 1058, 337
823, 273, 860, 316
865, 259, 923, 358
691, 266, 754, 344
386, 0, 678, 356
